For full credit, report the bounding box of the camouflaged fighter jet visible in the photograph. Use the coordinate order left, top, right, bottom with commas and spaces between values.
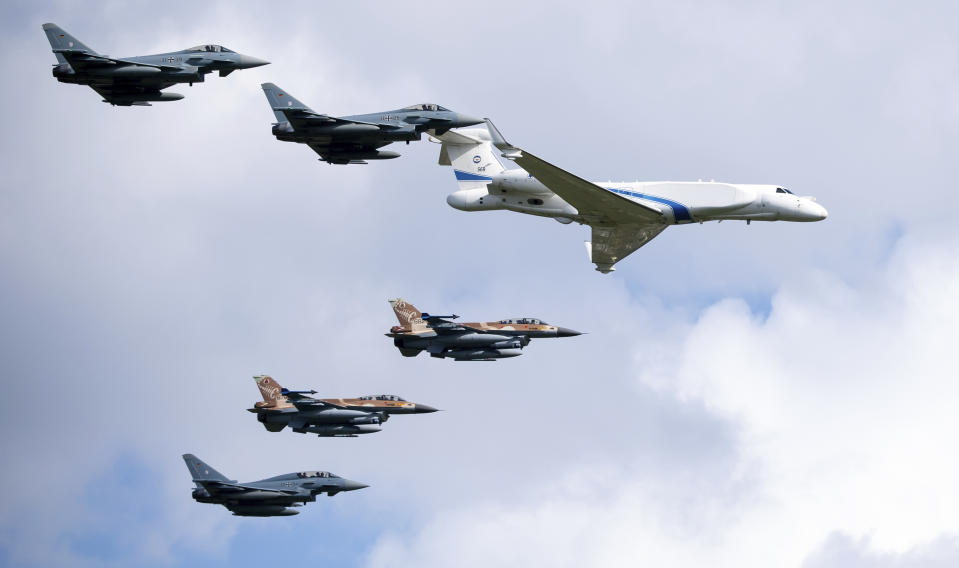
42, 23, 268, 106
261, 82, 482, 164
183, 454, 367, 517
387, 298, 582, 361
248, 375, 438, 436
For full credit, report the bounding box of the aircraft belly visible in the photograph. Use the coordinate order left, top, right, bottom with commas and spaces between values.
303, 409, 367, 423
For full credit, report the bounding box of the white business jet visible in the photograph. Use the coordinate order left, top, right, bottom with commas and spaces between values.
434, 120, 827, 273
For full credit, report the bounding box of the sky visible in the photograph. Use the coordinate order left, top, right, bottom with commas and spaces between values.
1, 1, 958, 566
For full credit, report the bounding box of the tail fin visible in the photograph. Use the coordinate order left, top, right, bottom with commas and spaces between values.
42, 23, 97, 65
253, 375, 287, 408
182, 454, 235, 484
261, 82, 312, 123
433, 127, 506, 191
389, 298, 428, 332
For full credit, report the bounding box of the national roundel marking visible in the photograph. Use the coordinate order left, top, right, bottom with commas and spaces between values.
473, 155, 481, 163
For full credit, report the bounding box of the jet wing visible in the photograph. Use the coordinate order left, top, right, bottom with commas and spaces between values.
90, 84, 175, 105
486, 119, 669, 272
589, 224, 668, 273
55, 50, 180, 71
201, 480, 299, 495
306, 141, 393, 164
276, 110, 395, 132
284, 391, 346, 410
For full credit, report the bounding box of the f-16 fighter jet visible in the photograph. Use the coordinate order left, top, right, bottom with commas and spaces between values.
435, 120, 828, 273
183, 454, 367, 517
387, 298, 581, 361
248, 375, 438, 437
261, 82, 482, 164
42, 23, 268, 106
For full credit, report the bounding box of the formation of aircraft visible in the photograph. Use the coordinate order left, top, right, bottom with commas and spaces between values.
434, 120, 828, 273
42, 21, 830, 516
42, 23, 268, 106
387, 298, 581, 361
262, 83, 483, 164
183, 454, 367, 517
248, 375, 438, 436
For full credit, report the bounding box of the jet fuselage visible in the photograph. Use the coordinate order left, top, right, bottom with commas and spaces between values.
448, 171, 827, 225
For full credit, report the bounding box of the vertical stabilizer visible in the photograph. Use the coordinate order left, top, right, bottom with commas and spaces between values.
261, 83, 312, 123
434, 127, 506, 191
253, 375, 288, 408
41, 23, 97, 64
389, 298, 428, 332
182, 454, 235, 483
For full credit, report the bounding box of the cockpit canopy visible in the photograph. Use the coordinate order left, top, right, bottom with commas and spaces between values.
775, 187, 794, 194
358, 394, 407, 402
401, 103, 449, 112
296, 471, 337, 478
186, 44, 234, 53
499, 318, 547, 325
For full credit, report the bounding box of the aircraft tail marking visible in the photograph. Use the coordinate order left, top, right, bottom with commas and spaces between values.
182, 454, 235, 484
389, 298, 428, 331
41, 23, 97, 65
432, 127, 506, 191
254, 375, 287, 407
261, 82, 312, 123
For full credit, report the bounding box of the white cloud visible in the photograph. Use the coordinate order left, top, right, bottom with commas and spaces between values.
362, 231, 959, 567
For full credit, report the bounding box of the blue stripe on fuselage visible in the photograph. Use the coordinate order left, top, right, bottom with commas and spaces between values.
455, 170, 493, 182
605, 187, 692, 222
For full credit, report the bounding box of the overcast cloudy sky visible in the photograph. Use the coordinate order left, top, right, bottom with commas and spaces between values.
1, 1, 958, 566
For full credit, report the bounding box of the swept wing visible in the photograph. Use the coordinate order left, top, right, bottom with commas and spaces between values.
485, 119, 668, 273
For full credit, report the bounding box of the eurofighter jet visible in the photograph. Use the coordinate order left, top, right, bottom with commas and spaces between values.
434, 120, 828, 273
387, 298, 581, 361
261, 82, 482, 164
42, 23, 268, 106
183, 454, 367, 517
248, 375, 438, 437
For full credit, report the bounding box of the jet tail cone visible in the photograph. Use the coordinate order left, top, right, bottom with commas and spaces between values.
556, 327, 582, 337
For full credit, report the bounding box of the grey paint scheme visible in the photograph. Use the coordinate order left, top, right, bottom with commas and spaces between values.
261, 82, 482, 164
183, 454, 367, 517
42, 23, 268, 106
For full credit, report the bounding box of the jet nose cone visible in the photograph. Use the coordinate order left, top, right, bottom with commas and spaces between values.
342, 479, 369, 492
555, 327, 582, 337
237, 55, 270, 69
455, 113, 484, 127
812, 202, 828, 221
414, 404, 439, 414
801, 200, 828, 221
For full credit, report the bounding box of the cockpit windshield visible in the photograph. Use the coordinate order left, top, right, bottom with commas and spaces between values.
401, 103, 449, 112
775, 187, 794, 194
358, 395, 407, 402
296, 471, 336, 478
186, 45, 234, 53
499, 318, 546, 325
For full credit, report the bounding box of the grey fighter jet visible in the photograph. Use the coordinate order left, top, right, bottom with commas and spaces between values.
183, 454, 367, 517
42, 23, 268, 106
249, 375, 438, 437
387, 298, 582, 361
261, 82, 482, 164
